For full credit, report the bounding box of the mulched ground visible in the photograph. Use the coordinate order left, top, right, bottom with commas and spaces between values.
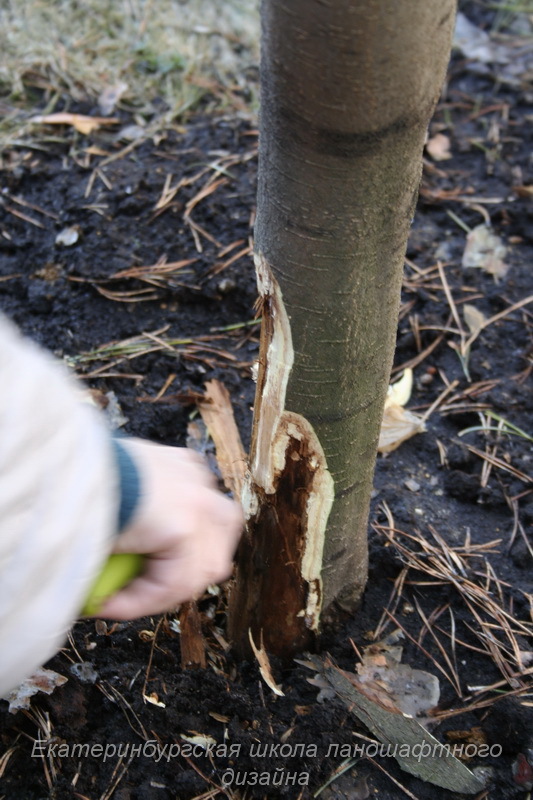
1, 11, 532, 800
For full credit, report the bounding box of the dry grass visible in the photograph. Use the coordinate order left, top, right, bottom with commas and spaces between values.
0, 0, 259, 149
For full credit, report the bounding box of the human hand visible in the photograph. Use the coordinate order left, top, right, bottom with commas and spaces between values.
95, 439, 243, 619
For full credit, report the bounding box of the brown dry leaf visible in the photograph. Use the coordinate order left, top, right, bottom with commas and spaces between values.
248, 629, 284, 696
209, 711, 230, 723
30, 113, 120, 135
426, 133, 452, 161
513, 185, 533, 200
361, 629, 404, 664
378, 369, 426, 453
462, 224, 509, 280
85, 145, 111, 157
446, 727, 487, 746
144, 692, 166, 708
445, 727, 487, 761
6, 667, 67, 713
463, 304, 487, 338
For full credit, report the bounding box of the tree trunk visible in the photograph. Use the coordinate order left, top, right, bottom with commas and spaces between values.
229, 0, 456, 658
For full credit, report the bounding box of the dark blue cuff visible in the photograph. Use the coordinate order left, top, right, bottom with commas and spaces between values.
111, 438, 141, 533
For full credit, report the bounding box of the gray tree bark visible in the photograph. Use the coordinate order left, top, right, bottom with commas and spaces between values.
229, 0, 456, 658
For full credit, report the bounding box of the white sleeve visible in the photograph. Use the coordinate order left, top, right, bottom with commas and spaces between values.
0, 314, 119, 697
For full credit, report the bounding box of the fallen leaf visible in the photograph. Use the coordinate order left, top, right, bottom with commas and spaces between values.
356, 635, 440, 723
30, 113, 120, 135
446, 727, 487, 762
426, 133, 452, 161
98, 81, 128, 115
248, 629, 284, 696
513, 185, 533, 200
362, 629, 405, 664
311, 630, 439, 723
463, 304, 487, 338
387, 367, 413, 407
453, 13, 533, 87
5, 667, 67, 713
84, 389, 128, 428
379, 369, 426, 453
462, 224, 509, 280
180, 733, 217, 748
84, 145, 111, 157
104, 390, 128, 429
445, 725, 487, 746
209, 711, 230, 723
144, 692, 166, 708
379, 411, 426, 453
453, 12, 509, 65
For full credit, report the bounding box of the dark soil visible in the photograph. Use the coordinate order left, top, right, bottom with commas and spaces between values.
1, 14, 532, 800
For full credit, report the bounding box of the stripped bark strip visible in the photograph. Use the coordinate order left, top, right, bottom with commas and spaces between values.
197, 380, 247, 498
179, 601, 206, 670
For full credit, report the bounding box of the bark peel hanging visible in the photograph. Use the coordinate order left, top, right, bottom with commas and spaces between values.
232, 252, 334, 651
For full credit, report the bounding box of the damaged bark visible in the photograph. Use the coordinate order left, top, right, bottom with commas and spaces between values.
229, 0, 456, 658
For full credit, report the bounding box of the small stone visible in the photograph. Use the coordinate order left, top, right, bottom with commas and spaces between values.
405, 478, 420, 492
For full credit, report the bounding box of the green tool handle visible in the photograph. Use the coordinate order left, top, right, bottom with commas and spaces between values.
82, 553, 144, 616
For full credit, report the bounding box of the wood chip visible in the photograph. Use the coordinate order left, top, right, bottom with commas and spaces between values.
198, 380, 247, 497
308, 656, 484, 795
248, 630, 284, 696
179, 601, 206, 670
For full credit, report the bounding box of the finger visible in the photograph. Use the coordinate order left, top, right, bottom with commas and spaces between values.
97, 572, 183, 620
